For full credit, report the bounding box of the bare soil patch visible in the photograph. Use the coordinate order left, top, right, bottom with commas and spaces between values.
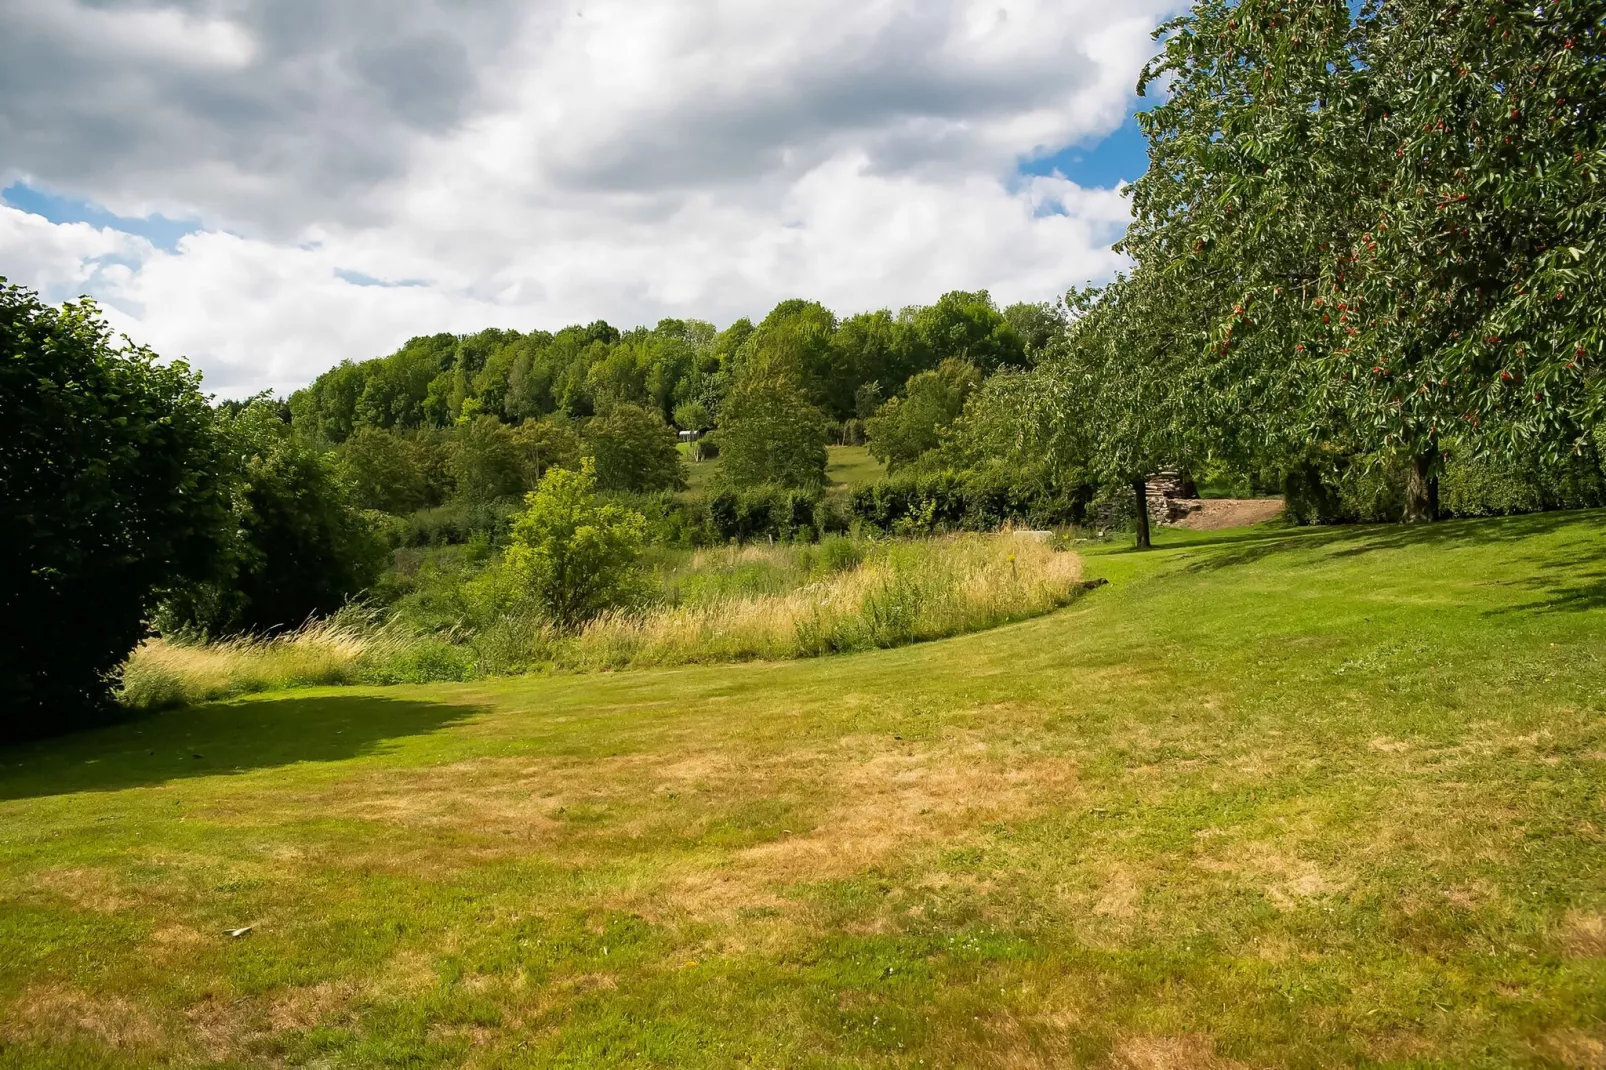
1169, 498, 1285, 531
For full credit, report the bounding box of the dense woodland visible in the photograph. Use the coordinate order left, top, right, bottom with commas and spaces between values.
5, 0, 1603, 733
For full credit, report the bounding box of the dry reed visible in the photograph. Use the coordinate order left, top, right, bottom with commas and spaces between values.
119, 534, 1081, 710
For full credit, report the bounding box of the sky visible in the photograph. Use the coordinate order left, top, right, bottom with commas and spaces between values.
0, 0, 1172, 397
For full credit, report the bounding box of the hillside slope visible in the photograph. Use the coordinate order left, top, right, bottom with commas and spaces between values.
2, 514, 1604, 1067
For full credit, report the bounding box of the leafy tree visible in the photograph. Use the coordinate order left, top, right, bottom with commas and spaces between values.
741, 300, 840, 413
506, 462, 646, 629
512, 416, 582, 484
1003, 301, 1068, 361
336, 426, 428, 514
585, 345, 650, 411
866, 359, 982, 473
911, 291, 1027, 374
582, 403, 686, 492
853, 381, 883, 421
288, 360, 367, 444
831, 310, 925, 417
1, 284, 228, 732
936, 362, 1093, 498
501, 331, 559, 421
449, 415, 528, 502
1063, 282, 1200, 548
673, 400, 711, 432
162, 398, 384, 636
1126, 0, 1606, 522
712, 373, 830, 489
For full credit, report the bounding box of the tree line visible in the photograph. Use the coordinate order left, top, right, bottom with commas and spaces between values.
289, 292, 1058, 445
1040, 0, 1605, 544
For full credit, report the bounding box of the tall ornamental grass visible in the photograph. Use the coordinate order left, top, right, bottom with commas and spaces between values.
567, 533, 1081, 669
119, 534, 1082, 710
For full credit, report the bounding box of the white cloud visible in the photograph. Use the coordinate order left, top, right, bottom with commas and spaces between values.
0, 206, 153, 300
0, 0, 1172, 397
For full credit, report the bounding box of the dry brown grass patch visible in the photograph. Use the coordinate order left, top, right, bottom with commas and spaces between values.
1562, 911, 1606, 958
23, 865, 138, 913
262, 980, 361, 1032
1110, 1033, 1247, 1069
1091, 866, 1144, 921
1536, 1026, 1606, 1068
1194, 840, 1348, 912
3, 984, 166, 1050
738, 746, 1081, 885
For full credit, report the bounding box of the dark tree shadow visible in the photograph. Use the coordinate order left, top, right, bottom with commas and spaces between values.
0, 694, 483, 800
1483, 545, 1606, 616
1173, 510, 1600, 575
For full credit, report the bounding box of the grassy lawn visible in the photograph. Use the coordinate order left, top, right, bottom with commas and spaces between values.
3, 514, 1605, 1066
825, 445, 886, 488
678, 444, 886, 497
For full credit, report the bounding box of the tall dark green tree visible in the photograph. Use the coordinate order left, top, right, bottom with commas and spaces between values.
335, 425, 429, 514
582, 403, 687, 493
1, 284, 228, 731
164, 399, 384, 636
866, 359, 982, 473
911, 291, 1027, 375
713, 371, 830, 490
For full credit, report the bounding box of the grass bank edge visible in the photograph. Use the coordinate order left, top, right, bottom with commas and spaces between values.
119, 531, 1092, 712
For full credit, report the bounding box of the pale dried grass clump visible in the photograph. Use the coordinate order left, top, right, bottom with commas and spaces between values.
117, 612, 472, 712
118, 534, 1082, 710
562, 533, 1083, 670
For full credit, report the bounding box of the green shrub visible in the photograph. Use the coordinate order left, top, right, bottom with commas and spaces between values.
1440, 457, 1545, 517
706, 486, 828, 543
506, 462, 648, 629
815, 534, 866, 574
1340, 457, 1408, 523
1280, 453, 1403, 525
849, 470, 1087, 534
1283, 462, 1347, 526
1, 284, 228, 734
1441, 451, 1606, 517
361, 639, 475, 685
1285, 447, 1606, 525
605, 491, 712, 547
391, 499, 520, 547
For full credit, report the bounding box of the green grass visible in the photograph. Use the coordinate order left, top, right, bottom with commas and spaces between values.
677, 442, 721, 496
677, 444, 886, 497
3, 513, 1605, 1066
825, 445, 886, 488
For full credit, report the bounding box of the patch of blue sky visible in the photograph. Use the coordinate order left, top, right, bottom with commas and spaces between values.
334, 268, 427, 288
2, 182, 200, 252
1018, 113, 1150, 193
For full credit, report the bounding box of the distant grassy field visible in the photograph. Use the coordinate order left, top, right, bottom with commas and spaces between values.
3, 514, 1604, 1067
824, 445, 886, 488
678, 443, 886, 496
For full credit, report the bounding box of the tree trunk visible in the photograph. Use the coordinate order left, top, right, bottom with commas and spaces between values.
1404, 451, 1439, 524
1176, 469, 1199, 499
1133, 479, 1152, 549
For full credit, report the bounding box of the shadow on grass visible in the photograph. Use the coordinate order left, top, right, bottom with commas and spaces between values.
0, 694, 483, 801
1172, 510, 1601, 575
1483, 546, 1606, 616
